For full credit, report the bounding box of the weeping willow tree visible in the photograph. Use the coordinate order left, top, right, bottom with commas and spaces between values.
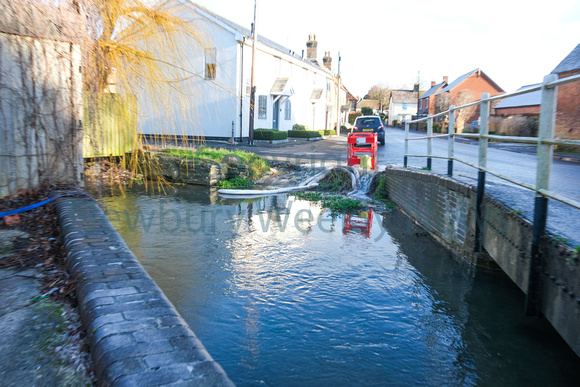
75, 0, 215, 192
82, 0, 209, 93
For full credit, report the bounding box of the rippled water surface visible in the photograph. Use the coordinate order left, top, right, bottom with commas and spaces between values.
103, 186, 580, 386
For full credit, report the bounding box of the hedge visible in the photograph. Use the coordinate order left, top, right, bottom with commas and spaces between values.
288, 130, 322, 138
317, 129, 336, 136
292, 124, 309, 131
254, 129, 288, 140
348, 111, 362, 124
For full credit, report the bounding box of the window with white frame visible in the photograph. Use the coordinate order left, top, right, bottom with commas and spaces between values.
284, 100, 291, 120
258, 95, 267, 119
205, 48, 216, 80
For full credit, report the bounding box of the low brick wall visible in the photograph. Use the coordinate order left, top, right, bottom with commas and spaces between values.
54, 194, 234, 386
382, 168, 477, 261
381, 167, 580, 356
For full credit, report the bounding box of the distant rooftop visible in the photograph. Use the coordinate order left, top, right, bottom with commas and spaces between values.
494, 84, 541, 109
436, 68, 504, 95
420, 82, 446, 99
391, 90, 417, 104
552, 43, 580, 74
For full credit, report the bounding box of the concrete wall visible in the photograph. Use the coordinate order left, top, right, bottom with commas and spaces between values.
380, 167, 580, 356
0, 1, 84, 198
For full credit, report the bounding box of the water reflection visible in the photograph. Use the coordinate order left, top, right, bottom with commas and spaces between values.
101, 185, 580, 386
344, 210, 374, 238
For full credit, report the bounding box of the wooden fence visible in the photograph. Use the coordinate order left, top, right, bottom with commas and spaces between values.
83, 93, 138, 159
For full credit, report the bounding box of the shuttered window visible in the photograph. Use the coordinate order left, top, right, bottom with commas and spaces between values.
205, 48, 216, 80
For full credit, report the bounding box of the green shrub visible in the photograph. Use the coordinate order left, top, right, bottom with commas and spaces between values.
373, 175, 396, 208
317, 129, 336, 136
288, 130, 322, 138
254, 129, 288, 140
348, 111, 362, 124
361, 107, 373, 116
217, 177, 254, 189
292, 124, 309, 131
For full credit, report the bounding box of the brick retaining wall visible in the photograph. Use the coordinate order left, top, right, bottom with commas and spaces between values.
382, 167, 477, 261
54, 194, 234, 386
381, 167, 580, 357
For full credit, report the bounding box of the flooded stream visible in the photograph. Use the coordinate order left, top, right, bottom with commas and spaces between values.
102, 185, 580, 386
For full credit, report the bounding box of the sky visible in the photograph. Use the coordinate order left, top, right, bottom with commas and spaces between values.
191, 0, 580, 97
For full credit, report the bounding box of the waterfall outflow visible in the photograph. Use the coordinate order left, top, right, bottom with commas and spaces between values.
217, 166, 375, 199
347, 171, 375, 199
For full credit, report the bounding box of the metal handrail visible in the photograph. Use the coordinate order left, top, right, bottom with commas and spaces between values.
402, 70, 579, 315
403, 72, 580, 210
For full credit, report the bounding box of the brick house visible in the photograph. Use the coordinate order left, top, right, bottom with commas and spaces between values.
417, 77, 448, 117
434, 68, 504, 130
551, 43, 580, 140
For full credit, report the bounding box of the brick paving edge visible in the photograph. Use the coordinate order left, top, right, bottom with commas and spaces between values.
54, 193, 235, 386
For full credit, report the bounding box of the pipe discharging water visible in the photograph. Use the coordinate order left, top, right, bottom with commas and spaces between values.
217, 166, 375, 199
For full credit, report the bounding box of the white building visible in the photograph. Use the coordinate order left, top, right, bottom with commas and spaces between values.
140, 1, 347, 141
388, 90, 418, 125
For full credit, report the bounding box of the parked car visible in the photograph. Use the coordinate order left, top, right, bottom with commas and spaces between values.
352, 115, 385, 145
469, 120, 480, 130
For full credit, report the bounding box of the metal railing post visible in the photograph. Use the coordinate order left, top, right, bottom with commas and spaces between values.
447, 106, 455, 176
427, 116, 433, 169
474, 93, 490, 253
526, 73, 558, 316
404, 122, 409, 167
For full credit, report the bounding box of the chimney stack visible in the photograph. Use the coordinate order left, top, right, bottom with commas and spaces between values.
443, 76, 448, 84
431, 80, 436, 87
322, 51, 332, 71
306, 34, 318, 62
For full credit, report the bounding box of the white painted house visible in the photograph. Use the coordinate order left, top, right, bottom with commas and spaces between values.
140, 1, 346, 140
387, 90, 418, 125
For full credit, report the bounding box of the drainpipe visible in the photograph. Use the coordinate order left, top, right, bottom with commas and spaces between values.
335, 52, 341, 134
248, 0, 258, 145
239, 39, 245, 142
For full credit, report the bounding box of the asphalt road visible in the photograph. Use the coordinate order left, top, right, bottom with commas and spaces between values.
201, 128, 580, 246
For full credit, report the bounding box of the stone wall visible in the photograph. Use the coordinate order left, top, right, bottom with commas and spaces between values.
140, 153, 248, 186
0, 0, 84, 198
